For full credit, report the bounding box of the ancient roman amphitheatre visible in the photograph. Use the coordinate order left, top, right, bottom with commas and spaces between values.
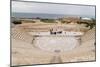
11, 16, 96, 66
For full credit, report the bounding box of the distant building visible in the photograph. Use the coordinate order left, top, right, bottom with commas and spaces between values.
81, 17, 92, 20
81, 17, 93, 23
61, 16, 81, 24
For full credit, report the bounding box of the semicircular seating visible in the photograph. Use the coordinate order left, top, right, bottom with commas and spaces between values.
11, 24, 95, 65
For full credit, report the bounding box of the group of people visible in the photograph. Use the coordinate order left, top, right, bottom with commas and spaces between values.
50, 28, 62, 35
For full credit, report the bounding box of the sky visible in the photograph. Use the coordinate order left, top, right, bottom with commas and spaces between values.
12, 1, 95, 17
